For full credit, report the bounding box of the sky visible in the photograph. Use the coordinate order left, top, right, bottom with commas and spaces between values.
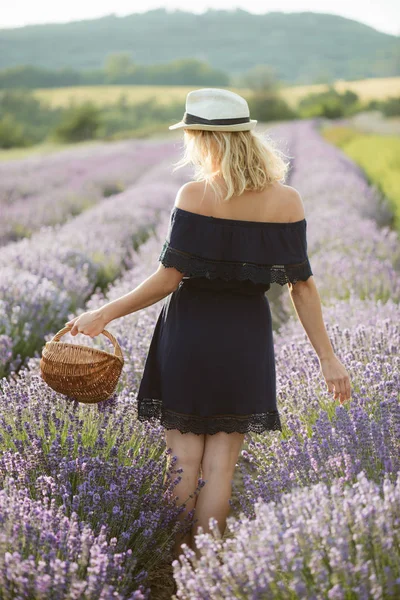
1, 1, 399, 36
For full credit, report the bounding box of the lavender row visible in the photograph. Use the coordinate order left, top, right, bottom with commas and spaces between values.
0, 139, 178, 246
233, 295, 400, 509
0, 376, 189, 599
173, 471, 400, 599
0, 478, 148, 599
286, 119, 400, 306
0, 157, 192, 377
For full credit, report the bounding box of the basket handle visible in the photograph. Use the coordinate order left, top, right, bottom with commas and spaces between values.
51, 325, 124, 362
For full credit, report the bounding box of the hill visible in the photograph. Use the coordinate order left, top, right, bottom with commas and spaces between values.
0, 9, 399, 84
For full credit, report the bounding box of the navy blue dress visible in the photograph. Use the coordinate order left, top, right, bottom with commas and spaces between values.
137, 206, 313, 435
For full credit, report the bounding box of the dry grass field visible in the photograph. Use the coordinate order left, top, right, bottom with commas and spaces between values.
2, 78, 398, 162
32, 77, 400, 109
280, 76, 400, 108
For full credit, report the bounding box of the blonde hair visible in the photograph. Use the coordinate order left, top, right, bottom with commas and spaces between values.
171, 128, 290, 203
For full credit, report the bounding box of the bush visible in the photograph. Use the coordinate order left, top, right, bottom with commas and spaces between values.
365, 99, 381, 110
0, 89, 61, 146
248, 91, 298, 122
0, 113, 32, 148
298, 86, 361, 119
380, 96, 400, 117
96, 96, 183, 138
51, 102, 102, 143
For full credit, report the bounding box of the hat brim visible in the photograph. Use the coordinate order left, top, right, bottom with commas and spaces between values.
168, 120, 257, 132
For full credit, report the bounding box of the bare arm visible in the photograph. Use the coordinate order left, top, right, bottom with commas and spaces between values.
67, 183, 201, 337
101, 181, 206, 323
288, 277, 334, 360
99, 264, 184, 324
288, 277, 352, 404
67, 264, 184, 337
282, 187, 351, 404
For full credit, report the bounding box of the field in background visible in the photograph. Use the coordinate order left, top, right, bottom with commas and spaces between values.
322, 124, 400, 232
32, 77, 400, 109
281, 76, 400, 108
0, 139, 105, 162
0, 117, 277, 162
2, 76, 398, 162
0, 128, 188, 161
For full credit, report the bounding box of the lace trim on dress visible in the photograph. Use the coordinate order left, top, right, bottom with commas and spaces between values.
159, 241, 313, 286
137, 398, 282, 435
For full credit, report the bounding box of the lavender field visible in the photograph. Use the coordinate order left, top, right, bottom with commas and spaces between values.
0, 139, 176, 246
0, 119, 399, 599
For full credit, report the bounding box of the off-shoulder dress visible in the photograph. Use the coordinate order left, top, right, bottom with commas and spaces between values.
136, 205, 313, 435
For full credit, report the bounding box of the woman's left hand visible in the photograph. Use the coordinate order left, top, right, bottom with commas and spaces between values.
65, 309, 108, 338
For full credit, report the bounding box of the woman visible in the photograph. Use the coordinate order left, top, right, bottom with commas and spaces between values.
66, 88, 351, 562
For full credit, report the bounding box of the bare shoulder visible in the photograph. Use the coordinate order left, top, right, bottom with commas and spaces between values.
174, 181, 205, 212
281, 185, 306, 222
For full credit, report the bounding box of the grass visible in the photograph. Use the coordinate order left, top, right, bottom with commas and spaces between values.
321, 124, 400, 233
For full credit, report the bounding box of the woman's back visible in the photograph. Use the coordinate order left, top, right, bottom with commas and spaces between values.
174, 178, 305, 224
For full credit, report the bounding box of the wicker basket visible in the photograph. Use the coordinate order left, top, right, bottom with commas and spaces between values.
40, 324, 124, 404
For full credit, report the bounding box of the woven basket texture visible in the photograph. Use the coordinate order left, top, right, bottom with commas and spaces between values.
40, 325, 124, 403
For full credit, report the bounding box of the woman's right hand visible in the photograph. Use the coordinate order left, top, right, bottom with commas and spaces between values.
319, 354, 352, 404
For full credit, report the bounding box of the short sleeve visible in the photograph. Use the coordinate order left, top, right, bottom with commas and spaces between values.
158, 206, 212, 277
158, 206, 313, 286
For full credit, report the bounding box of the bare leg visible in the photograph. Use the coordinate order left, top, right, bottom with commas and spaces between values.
164, 429, 205, 560
190, 431, 245, 559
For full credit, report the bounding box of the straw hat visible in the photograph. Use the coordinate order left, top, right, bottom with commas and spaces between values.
169, 88, 257, 132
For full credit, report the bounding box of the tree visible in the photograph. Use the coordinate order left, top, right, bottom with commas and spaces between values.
239, 65, 280, 93
248, 93, 297, 122
104, 52, 135, 80
51, 102, 102, 143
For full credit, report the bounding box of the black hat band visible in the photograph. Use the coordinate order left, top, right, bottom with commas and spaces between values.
182, 112, 250, 126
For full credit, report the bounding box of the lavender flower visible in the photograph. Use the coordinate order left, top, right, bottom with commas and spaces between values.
173, 471, 400, 599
